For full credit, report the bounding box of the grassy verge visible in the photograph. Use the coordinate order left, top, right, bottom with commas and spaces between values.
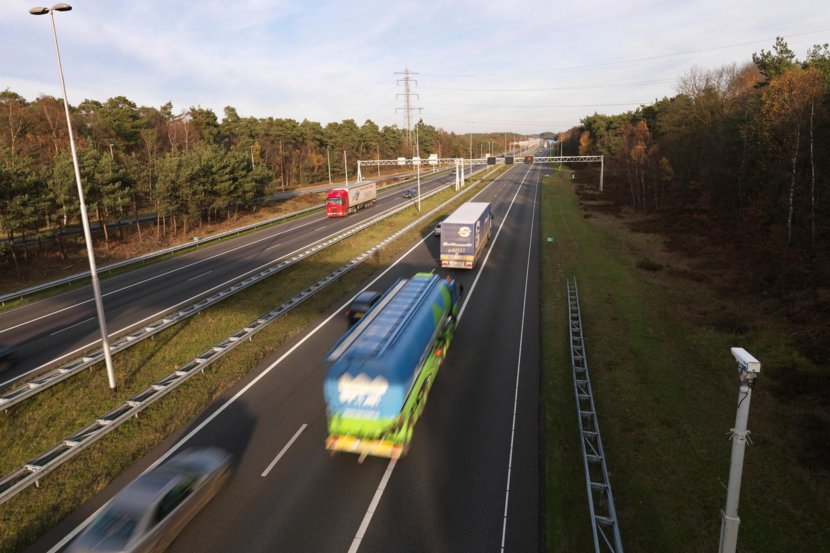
0, 168, 456, 314
0, 165, 508, 553
541, 168, 830, 551
0, 193, 327, 313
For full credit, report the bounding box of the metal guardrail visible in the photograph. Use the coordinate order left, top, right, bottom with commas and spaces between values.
567, 278, 624, 552
0, 168, 454, 305
0, 175, 476, 412
0, 204, 322, 305
0, 164, 498, 505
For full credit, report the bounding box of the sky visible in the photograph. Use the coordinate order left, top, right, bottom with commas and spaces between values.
1, 0, 829, 135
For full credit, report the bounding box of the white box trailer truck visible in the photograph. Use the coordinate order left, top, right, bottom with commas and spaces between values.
439, 202, 492, 269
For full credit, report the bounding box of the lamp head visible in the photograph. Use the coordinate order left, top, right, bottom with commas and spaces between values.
29, 6, 50, 14
52, 3, 72, 11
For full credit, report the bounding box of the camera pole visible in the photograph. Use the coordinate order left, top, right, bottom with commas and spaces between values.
719, 348, 760, 553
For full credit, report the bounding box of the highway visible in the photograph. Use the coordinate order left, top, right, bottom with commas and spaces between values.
31, 157, 543, 553
0, 167, 445, 248
0, 167, 474, 390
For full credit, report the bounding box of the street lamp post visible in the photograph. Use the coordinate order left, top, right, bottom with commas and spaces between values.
468, 122, 473, 160
344, 150, 348, 186
250, 145, 255, 169
30, 3, 117, 390
327, 146, 332, 184
416, 124, 421, 212
108, 143, 114, 159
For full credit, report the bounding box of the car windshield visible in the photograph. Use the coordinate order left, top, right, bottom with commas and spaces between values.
87, 509, 138, 546
326, 198, 343, 205
354, 292, 377, 304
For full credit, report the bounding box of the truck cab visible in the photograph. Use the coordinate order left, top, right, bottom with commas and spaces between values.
326, 190, 348, 217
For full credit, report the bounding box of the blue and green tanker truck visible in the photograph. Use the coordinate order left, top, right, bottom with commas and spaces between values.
324, 273, 461, 460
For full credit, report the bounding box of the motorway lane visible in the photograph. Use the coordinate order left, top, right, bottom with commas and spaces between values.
0, 167, 474, 389
357, 163, 542, 552
30, 157, 543, 553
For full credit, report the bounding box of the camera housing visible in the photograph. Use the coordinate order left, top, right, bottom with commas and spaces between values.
731, 347, 761, 373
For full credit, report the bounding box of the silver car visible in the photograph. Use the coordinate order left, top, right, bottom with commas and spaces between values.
68, 448, 232, 553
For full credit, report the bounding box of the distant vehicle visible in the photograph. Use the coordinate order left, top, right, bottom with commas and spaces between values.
433, 222, 442, 236
326, 183, 377, 217
403, 189, 416, 198
324, 273, 462, 461
0, 345, 16, 374
68, 448, 232, 553
346, 290, 382, 323
440, 202, 492, 269
450, 169, 457, 175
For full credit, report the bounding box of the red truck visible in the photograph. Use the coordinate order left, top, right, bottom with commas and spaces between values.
325, 183, 378, 217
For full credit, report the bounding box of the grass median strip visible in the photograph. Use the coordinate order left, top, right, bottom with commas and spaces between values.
0, 168, 454, 312
0, 165, 508, 552
541, 168, 829, 551
0, 177, 460, 408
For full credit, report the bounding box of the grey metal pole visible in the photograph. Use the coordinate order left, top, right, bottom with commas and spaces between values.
250, 145, 255, 169
719, 384, 753, 553
47, 8, 117, 390
416, 125, 421, 212
718, 348, 760, 553
344, 150, 348, 186
600, 156, 605, 192
108, 143, 114, 159
377, 144, 380, 179
327, 146, 332, 184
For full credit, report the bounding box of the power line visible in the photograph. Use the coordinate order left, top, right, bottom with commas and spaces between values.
349, 85, 398, 117
395, 68, 422, 155
425, 114, 580, 126
363, 97, 398, 119
421, 101, 649, 109
420, 78, 676, 92
418, 27, 830, 78
340, 80, 395, 110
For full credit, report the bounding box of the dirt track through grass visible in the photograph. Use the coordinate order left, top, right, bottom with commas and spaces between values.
541, 168, 830, 552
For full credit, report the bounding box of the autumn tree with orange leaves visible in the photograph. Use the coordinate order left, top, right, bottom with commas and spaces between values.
760, 67, 823, 245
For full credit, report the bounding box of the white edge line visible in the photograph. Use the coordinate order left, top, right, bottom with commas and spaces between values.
49, 317, 95, 337
500, 165, 540, 552
346, 164, 522, 553
457, 164, 533, 324
347, 458, 397, 553
0, 169, 449, 319
0, 171, 457, 337
262, 424, 307, 477
1, 181, 457, 388
46, 164, 509, 553
187, 271, 213, 282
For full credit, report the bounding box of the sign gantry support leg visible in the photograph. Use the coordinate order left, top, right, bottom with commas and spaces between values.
600, 156, 604, 192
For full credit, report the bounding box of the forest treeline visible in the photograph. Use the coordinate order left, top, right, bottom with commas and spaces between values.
559, 38, 830, 258
0, 90, 522, 279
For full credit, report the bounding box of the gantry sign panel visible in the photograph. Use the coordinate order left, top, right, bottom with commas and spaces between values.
356, 155, 606, 189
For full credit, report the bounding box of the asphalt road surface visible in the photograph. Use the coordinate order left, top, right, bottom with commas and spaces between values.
31, 157, 544, 553
0, 167, 450, 248
0, 167, 476, 390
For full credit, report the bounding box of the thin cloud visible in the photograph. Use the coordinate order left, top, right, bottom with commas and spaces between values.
2, 0, 828, 133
